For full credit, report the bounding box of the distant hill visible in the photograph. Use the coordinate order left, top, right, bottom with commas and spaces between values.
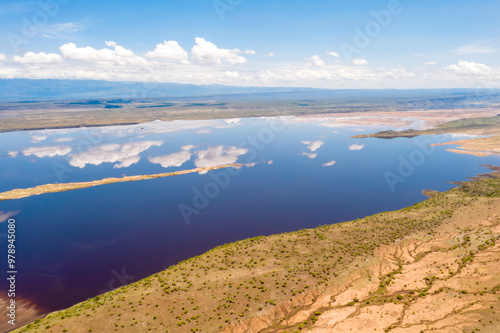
0, 79, 321, 101
0, 78, 499, 102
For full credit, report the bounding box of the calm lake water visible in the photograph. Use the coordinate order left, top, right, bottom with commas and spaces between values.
0, 116, 499, 312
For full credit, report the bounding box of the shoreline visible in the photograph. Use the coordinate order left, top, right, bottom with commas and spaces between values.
12, 175, 500, 333
431, 135, 500, 157
2, 108, 499, 135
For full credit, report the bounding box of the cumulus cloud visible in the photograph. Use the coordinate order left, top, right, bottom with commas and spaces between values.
327, 51, 340, 58
4, 38, 500, 88
353, 58, 368, 65
302, 152, 318, 159
69, 140, 163, 168
349, 143, 365, 151
23, 145, 72, 158
194, 146, 248, 171
13, 52, 63, 64
0, 211, 20, 223
244, 49, 256, 54
268, 52, 274, 57
443, 60, 491, 75
60, 42, 147, 66
424, 61, 437, 65
224, 71, 239, 78
302, 140, 324, 152
144, 41, 189, 63
322, 160, 337, 167
191, 37, 247, 65
148, 146, 193, 168
305, 55, 325, 67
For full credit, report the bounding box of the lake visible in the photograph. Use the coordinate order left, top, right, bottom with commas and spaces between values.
0, 116, 499, 313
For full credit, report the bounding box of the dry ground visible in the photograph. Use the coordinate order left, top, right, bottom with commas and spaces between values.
7, 177, 500, 333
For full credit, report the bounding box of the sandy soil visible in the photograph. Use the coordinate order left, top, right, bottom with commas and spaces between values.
0, 164, 241, 201
432, 135, 500, 156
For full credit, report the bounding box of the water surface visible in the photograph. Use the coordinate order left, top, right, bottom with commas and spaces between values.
0, 116, 498, 312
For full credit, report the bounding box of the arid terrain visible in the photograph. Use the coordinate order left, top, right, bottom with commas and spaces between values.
8, 175, 500, 333
1, 92, 499, 134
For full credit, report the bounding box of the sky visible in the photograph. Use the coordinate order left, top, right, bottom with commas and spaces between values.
0, 0, 499, 89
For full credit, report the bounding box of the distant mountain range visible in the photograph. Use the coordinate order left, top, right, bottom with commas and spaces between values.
0, 78, 499, 103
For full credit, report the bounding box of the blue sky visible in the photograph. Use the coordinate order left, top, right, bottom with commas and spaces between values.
0, 0, 499, 88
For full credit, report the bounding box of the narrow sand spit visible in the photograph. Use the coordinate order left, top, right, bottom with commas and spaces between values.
0, 164, 241, 201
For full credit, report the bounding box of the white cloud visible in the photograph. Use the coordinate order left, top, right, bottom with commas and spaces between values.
268, 52, 274, 57
301, 140, 324, 152
23, 145, 72, 158
191, 37, 247, 65
353, 58, 368, 65
0, 211, 19, 223
3, 38, 500, 89
148, 148, 192, 168
244, 49, 256, 54
327, 51, 340, 58
13, 52, 62, 64
305, 55, 325, 67
196, 129, 211, 134
424, 61, 437, 65
0, 54, 7, 63
224, 118, 241, 124
69, 140, 163, 168
454, 41, 497, 55
60, 42, 147, 66
194, 146, 248, 171
224, 71, 239, 78
349, 143, 365, 151
30, 134, 48, 143
41, 21, 89, 39
145, 41, 189, 63
443, 60, 491, 75
54, 137, 75, 143
323, 160, 337, 167
302, 152, 318, 159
